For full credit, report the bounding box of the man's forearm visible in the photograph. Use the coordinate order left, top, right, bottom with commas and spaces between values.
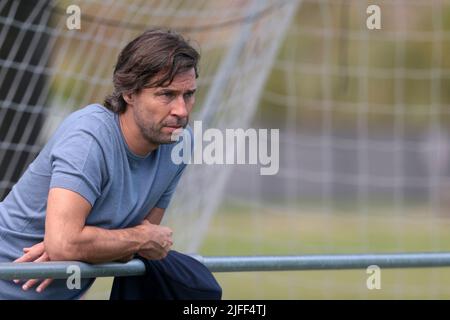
46, 224, 145, 264
45, 189, 171, 264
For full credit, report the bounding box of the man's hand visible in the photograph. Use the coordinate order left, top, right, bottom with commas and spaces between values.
13, 242, 53, 293
136, 220, 173, 260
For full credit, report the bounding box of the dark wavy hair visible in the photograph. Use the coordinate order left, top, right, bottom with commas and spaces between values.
104, 28, 200, 113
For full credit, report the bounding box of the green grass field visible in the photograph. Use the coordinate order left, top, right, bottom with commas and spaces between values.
85, 203, 450, 299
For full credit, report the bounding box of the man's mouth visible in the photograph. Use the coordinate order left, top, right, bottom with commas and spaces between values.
163, 125, 183, 133
162, 118, 187, 132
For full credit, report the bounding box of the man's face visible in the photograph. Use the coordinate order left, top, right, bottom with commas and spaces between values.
130, 68, 196, 145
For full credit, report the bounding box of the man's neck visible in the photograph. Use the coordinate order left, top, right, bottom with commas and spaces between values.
118, 112, 158, 157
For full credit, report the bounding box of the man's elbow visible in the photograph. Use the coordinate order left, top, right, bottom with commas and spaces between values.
44, 237, 81, 261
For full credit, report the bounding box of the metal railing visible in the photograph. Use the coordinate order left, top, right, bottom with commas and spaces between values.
2, 252, 450, 280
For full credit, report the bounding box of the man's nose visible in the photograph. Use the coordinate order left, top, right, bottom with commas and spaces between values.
171, 96, 188, 118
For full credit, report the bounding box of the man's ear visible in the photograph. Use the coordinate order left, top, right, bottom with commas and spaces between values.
122, 92, 134, 106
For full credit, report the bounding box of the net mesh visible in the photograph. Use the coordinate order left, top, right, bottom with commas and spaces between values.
0, 0, 299, 252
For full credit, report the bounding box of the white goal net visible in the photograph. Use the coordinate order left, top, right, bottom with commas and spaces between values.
0, 0, 299, 252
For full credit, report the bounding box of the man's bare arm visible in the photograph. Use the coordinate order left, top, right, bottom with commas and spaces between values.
44, 188, 173, 264
145, 207, 165, 225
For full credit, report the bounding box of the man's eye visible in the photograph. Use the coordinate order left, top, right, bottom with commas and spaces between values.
162, 92, 175, 98
184, 92, 194, 99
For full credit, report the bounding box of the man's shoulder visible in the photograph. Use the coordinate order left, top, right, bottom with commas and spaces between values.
44, 104, 118, 157
68, 104, 114, 127
59, 104, 116, 138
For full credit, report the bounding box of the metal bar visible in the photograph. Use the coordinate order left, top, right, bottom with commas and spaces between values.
196, 253, 450, 272
2, 253, 450, 280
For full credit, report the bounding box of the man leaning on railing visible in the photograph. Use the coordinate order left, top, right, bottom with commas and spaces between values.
0, 28, 199, 300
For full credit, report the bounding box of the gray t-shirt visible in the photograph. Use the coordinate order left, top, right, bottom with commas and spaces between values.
0, 104, 189, 299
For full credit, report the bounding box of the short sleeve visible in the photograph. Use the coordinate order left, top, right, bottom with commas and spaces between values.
49, 129, 107, 207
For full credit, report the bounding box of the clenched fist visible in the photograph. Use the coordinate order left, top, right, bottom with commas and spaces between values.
135, 219, 173, 260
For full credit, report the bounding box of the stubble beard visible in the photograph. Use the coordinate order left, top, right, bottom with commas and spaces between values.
134, 112, 188, 146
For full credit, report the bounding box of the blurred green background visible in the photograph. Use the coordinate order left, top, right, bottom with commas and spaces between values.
86, 202, 450, 299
